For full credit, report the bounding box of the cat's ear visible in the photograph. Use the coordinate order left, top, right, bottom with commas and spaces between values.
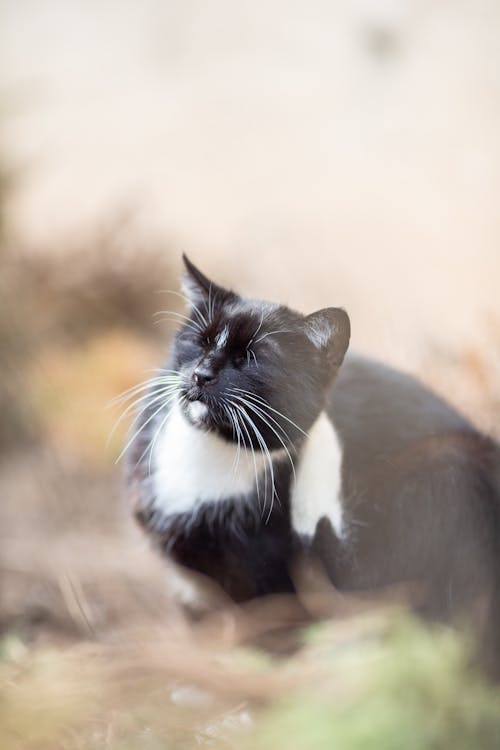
303, 307, 350, 368
181, 254, 234, 308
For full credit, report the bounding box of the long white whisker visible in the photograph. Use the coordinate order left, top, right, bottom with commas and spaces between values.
232, 407, 243, 480
222, 400, 242, 481
116, 390, 180, 464
107, 384, 180, 446
157, 289, 209, 328
110, 375, 181, 405
231, 400, 267, 512
208, 282, 214, 324
133, 390, 181, 469
146, 393, 185, 475
230, 392, 296, 485
241, 406, 278, 523
228, 399, 261, 508
248, 310, 265, 346
232, 388, 308, 437
234, 398, 286, 508
112, 380, 179, 412
153, 313, 202, 335
254, 329, 292, 344
153, 309, 203, 329
153, 318, 201, 336
230, 389, 292, 447
133, 390, 180, 471
112, 389, 178, 452
117, 385, 179, 420
111, 376, 180, 399
229, 400, 277, 523
223, 402, 237, 473
147, 368, 184, 376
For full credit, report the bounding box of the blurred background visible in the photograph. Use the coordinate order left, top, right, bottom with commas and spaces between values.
1, 1, 500, 747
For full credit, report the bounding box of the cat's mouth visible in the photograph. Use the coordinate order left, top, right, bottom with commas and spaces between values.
184, 399, 210, 425
181, 389, 232, 433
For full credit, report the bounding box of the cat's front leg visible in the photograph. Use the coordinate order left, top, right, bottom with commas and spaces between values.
165, 560, 229, 620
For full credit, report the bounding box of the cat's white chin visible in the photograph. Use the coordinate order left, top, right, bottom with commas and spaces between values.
186, 400, 209, 426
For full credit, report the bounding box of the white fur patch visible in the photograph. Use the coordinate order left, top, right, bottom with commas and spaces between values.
153, 400, 276, 517
187, 400, 208, 423
291, 412, 344, 538
215, 325, 230, 348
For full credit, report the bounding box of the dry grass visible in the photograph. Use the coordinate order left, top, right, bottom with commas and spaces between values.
2, 611, 500, 750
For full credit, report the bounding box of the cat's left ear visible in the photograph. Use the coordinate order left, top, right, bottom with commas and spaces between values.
181, 254, 235, 309
303, 307, 350, 368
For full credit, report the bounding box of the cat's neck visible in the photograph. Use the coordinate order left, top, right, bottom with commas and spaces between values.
150, 401, 346, 541
152, 400, 284, 517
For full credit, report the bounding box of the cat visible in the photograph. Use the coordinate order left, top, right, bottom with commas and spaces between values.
124, 254, 500, 676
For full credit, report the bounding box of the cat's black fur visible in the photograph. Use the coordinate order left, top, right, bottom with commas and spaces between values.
126, 255, 500, 676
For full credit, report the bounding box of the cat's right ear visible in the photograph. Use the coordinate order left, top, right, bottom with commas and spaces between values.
303, 307, 350, 369
181, 254, 234, 309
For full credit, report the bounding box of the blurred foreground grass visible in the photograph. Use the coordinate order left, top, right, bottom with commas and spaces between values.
1, 613, 500, 750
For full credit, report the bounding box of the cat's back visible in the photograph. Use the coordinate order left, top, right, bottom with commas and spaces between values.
328, 353, 476, 469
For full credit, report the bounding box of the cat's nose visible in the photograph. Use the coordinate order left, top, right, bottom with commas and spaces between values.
193, 365, 216, 387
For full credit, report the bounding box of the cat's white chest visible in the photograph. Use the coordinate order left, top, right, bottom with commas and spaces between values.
152, 401, 344, 538
153, 401, 267, 516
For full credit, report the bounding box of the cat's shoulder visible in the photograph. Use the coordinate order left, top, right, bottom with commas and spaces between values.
328, 351, 475, 457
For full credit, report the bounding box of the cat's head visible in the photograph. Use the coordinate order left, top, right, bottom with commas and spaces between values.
170, 254, 350, 449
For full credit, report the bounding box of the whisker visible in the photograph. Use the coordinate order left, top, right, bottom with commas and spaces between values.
208, 282, 215, 324
146, 393, 185, 475
157, 289, 209, 328
109, 376, 181, 406
116, 390, 180, 464
115, 386, 179, 441
230, 400, 267, 512
107, 384, 180, 446
228, 399, 277, 523
153, 309, 202, 328
229, 391, 296, 485
221, 400, 242, 481
254, 329, 292, 345
110, 370, 181, 395
230, 389, 291, 444
133, 390, 182, 469
153, 313, 202, 335
148, 368, 186, 376
248, 310, 265, 346
132, 392, 178, 472
232, 388, 308, 437
227, 398, 261, 508
232, 396, 288, 503
232, 406, 244, 480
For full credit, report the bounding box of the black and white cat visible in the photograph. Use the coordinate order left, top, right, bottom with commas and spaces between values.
125, 255, 500, 674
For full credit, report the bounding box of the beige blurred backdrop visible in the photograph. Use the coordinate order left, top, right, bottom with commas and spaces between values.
2, 0, 499, 359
